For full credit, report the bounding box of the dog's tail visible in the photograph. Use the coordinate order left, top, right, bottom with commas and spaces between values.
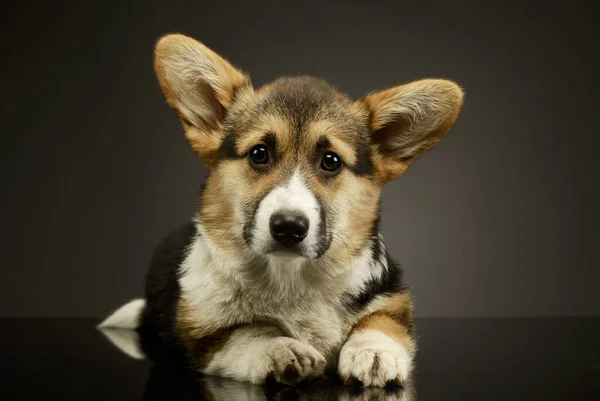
97, 299, 147, 360
98, 298, 146, 329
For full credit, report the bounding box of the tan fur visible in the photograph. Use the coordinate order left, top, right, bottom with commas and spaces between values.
183, 126, 223, 167
154, 34, 250, 113
353, 291, 416, 355
316, 174, 381, 262
362, 80, 463, 134
381, 291, 415, 337
154, 34, 252, 167
361, 79, 464, 183
305, 120, 358, 165
176, 298, 211, 339
199, 166, 242, 255
382, 291, 414, 318
236, 114, 292, 155
176, 299, 235, 368
369, 152, 407, 185
353, 312, 416, 355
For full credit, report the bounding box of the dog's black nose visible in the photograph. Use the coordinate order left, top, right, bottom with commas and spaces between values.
270, 212, 309, 247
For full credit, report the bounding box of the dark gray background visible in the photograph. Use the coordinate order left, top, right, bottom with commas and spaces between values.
2, 0, 598, 318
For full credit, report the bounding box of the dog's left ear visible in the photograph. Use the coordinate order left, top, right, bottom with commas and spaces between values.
360, 79, 464, 183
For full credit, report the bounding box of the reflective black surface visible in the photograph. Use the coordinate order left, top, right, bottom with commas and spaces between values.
3, 318, 599, 400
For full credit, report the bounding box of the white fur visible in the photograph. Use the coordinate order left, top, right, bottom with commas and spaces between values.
178, 225, 250, 331
204, 325, 327, 384
346, 241, 384, 297
179, 226, 348, 355
250, 170, 321, 258
98, 298, 145, 329
155, 35, 248, 130
338, 329, 412, 386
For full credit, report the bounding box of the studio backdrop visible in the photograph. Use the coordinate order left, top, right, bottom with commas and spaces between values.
2, 0, 598, 318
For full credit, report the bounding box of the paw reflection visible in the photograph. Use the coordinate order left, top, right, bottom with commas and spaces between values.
143, 367, 414, 401
339, 385, 412, 401
148, 374, 414, 401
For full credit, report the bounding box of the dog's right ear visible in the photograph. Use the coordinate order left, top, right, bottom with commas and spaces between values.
154, 34, 252, 167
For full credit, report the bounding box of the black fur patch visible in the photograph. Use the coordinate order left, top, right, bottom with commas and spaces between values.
282, 364, 300, 384
369, 217, 383, 263
139, 223, 197, 357
218, 134, 241, 160
314, 196, 331, 258
263, 132, 277, 150
242, 202, 259, 248
316, 136, 330, 152
370, 239, 383, 268
346, 253, 403, 310
342, 224, 404, 311
352, 141, 374, 176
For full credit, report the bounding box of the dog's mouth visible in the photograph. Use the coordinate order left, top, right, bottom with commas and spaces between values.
267, 243, 305, 257
249, 231, 333, 260
252, 240, 314, 260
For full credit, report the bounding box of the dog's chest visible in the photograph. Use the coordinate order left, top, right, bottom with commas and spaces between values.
255, 292, 351, 350
179, 240, 357, 356
263, 296, 350, 357
192, 282, 353, 356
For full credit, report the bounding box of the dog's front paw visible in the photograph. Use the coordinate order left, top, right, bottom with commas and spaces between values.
255, 337, 327, 385
338, 329, 412, 387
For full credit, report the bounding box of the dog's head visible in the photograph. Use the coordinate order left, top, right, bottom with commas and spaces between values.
154, 34, 463, 264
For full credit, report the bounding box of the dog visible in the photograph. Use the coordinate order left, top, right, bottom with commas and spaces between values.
99, 33, 463, 387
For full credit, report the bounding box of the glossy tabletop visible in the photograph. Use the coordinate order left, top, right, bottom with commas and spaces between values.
3, 318, 599, 400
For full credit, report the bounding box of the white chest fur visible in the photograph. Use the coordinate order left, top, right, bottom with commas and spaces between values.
177, 230, 375, 358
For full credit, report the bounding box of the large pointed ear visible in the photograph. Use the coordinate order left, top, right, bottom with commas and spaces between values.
154, 34, 252, 167
360, 79, 464, 183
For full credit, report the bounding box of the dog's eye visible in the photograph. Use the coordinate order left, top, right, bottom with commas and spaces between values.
249, 144, 269, 165
320, 151, 342, 173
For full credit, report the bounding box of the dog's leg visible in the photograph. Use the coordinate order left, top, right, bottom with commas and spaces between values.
180, 323, 327, 385
338, 290, 416, 387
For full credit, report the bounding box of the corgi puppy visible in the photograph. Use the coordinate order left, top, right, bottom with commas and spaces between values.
100, 33, 463, 387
